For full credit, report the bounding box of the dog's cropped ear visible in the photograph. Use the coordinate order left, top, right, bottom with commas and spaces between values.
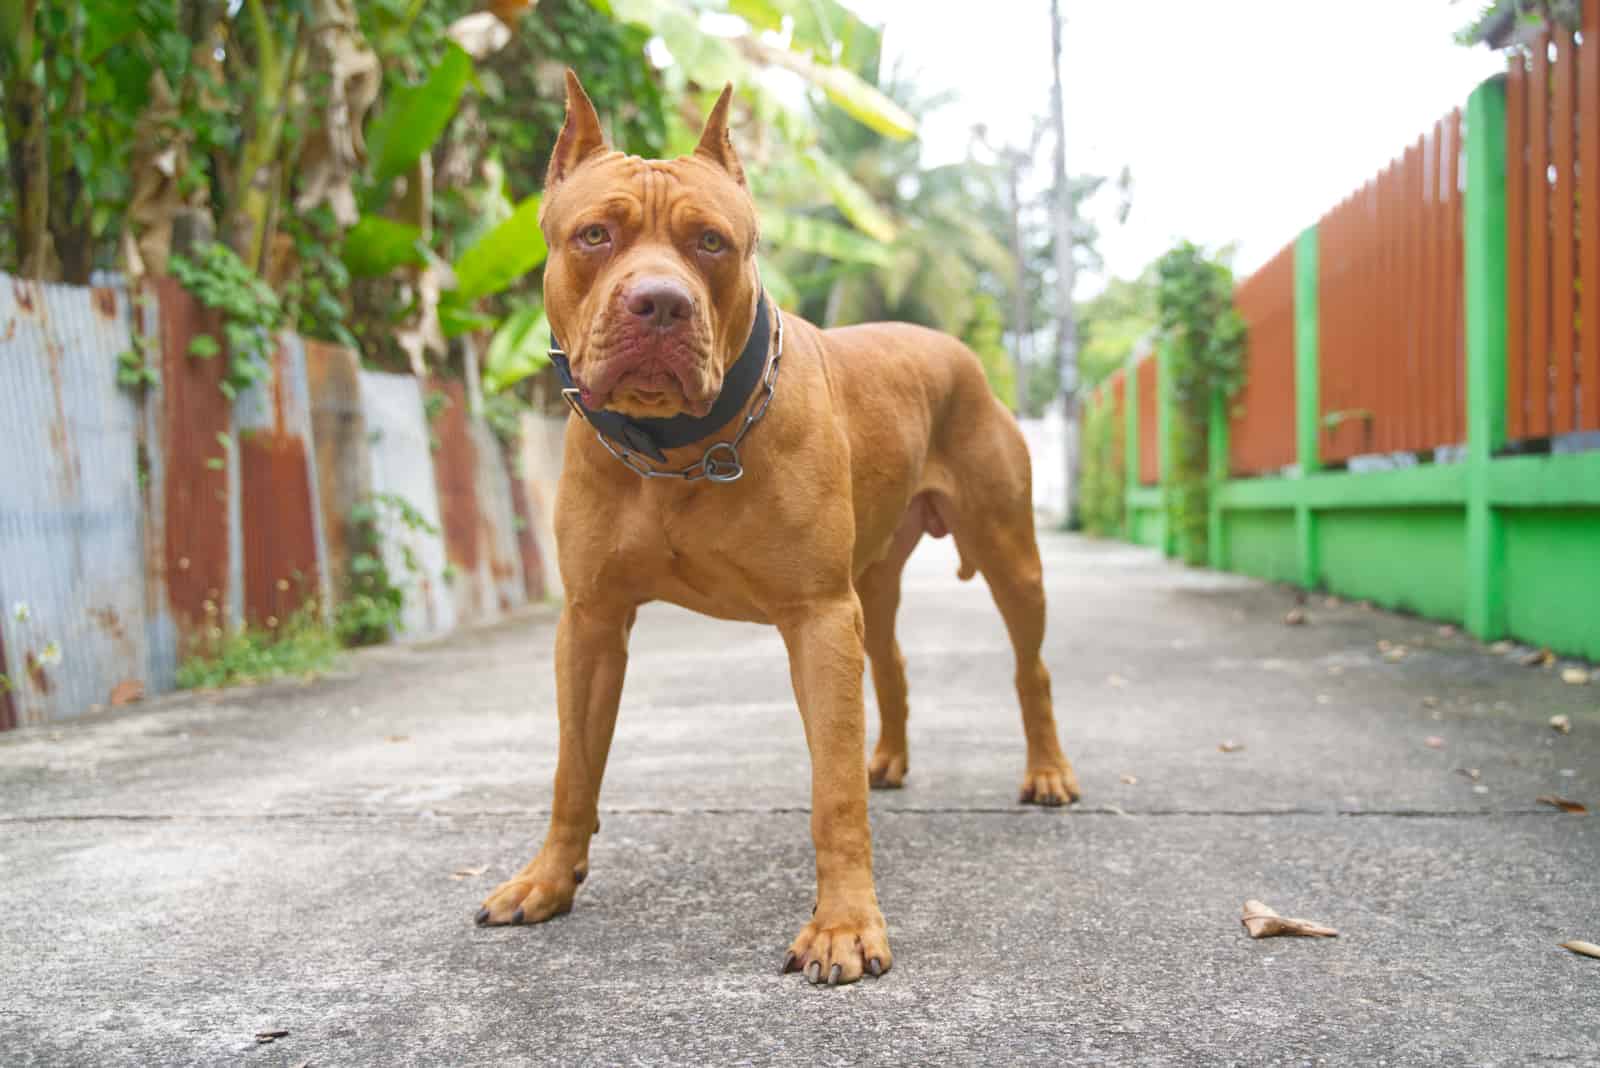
546, 70, 608, 191
694, 83, 746, 187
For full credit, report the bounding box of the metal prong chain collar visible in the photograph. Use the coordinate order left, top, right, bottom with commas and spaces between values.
559, 311, 783, 483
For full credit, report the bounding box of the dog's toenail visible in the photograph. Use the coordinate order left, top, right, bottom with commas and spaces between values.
868, 957, 883, 977
511, 908, 524, 925
781, 951, 798, 974
475, 908, 490, 926
806, 961, 821, 984
573, 868, 587, 884
828, 964, 842, 986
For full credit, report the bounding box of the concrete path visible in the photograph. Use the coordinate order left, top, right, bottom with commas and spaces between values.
2, 534, 1597, 1066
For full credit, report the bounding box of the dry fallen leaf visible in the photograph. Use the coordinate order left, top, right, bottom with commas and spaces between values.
255, 1029, 289, 1044
1490, 640, 1514, 654
1218, 740, 1245, 753
1424, 735, 1446, 749
451, 864, 489, 880
109, 679, 145, 707
1561, 667, 1591, 685
1422, 696, 1440, 708
1119, 773, 1138, 785
1560, 940, 1600, 960
1383, 646, 1409, 663
1241, 900, 1338, 939
1536, 795, 1589, 815
1455, 767, 1481, 782
1521, 648, 1556, 668
1550, 714, 1573, 734
1284, 608, 1307, 626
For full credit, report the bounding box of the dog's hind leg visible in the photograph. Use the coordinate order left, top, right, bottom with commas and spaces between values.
976, 516, 1081, 806
858, 508, 923, 789
939, 421, 1080, 807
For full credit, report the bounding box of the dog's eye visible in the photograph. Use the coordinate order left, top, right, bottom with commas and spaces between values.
579, 224, 610, 247
699, 231, 726, 254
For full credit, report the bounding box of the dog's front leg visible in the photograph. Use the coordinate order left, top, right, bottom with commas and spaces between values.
777, 595, 893, 985
477, 601, 633, 926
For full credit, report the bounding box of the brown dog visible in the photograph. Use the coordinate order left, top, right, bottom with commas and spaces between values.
476, 73, 1081, 985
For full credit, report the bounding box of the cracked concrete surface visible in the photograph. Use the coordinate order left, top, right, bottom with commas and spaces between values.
1, 534, 1596, 1066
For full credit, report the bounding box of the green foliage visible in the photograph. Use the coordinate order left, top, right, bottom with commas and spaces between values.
175, 607, 339, 690
342, 216, 429, 278
1155, 241, 1247, 566
1078, 271, 1157, 389
282, 206, 357, 349
483, 302, 551, 394
170, 242, 285, 399
337, 492, 439, 646
447, 194, 546, 306
1078, 388, 1126, 537
964, 291, 1016, 409
364, 41, 474, 193
116, 339, 158, 392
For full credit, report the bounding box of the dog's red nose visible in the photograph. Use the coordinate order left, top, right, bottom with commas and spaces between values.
624, 277, 695, 330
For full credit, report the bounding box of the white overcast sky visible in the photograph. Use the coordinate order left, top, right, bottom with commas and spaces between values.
850, 0, 1503, 290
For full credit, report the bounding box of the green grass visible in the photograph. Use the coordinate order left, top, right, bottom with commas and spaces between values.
176, 609, 340, 690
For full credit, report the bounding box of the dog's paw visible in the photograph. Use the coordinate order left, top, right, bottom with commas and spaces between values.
1018, 763, 1081, 807
867, 748, 908, 790
474, 865, 582, 927
781, 905, 892, 987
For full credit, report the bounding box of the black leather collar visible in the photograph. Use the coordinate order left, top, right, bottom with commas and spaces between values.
548, 293, 772, 463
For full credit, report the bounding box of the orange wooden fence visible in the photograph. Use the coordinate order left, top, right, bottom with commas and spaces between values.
1230, 242, 1298, 476
1318, 110, 1465, 463
1505, 3, 1600, 440
1136, 354, 1159, 485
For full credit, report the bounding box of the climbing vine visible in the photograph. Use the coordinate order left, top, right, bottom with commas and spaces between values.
1155, 241, 1247, 566
170, 241, 284, 399
1079, 389, 1125, 537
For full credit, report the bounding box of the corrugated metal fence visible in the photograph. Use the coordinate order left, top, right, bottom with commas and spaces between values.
0, 271, 557, 727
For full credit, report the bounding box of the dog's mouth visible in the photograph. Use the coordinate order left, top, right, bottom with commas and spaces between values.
575, 328, 718, 419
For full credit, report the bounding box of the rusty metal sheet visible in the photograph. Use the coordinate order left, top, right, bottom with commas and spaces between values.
152, 275, 235, 654
360, 371, 455, 641
0, 275, 151, 726
508, 470, 546, 602
235, 333, 329, 628
515, 413, 566, 603
470, 419, 527, 616
426, 379, 488, 623
304, 340, 374, 603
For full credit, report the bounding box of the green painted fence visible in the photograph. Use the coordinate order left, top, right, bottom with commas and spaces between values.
1095, 76, 1600, 661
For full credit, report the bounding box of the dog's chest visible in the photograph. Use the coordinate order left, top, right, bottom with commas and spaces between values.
606, 490, 772, 623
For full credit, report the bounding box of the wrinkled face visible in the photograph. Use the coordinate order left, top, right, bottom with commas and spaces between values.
540, 76, 760, 420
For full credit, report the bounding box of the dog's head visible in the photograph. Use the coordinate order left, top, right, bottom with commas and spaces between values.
539, 72, 760, 420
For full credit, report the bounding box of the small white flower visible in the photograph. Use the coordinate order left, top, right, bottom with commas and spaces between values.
38, 641, 62, 667
12, 602, 30, 623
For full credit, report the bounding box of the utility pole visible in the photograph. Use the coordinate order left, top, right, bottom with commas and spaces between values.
1004, 159, 1030, 405
1048, 0, 1079, 524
